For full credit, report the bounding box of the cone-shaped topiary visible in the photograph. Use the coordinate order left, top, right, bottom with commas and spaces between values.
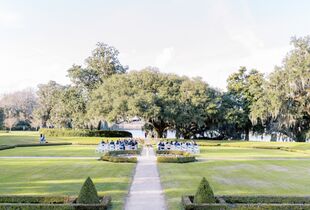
77, 177, 100, 204
193, 177, 216, 204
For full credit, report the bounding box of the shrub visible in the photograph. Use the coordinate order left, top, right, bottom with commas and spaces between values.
221, 195, 310, 204
0, 195, 111, 210
0, 195, 73, 204
156, 150, 196, 163
39, 128, 132, 138
106, 150, 141, 156
157, 156, 196, 163
194, 177, 216, 204
0, 145, 15, 151
182, 195, 310, 210
106, 156, 137, 163
99, 150, 139, 163
16, 143, 72, 147
77, 177, 100, 204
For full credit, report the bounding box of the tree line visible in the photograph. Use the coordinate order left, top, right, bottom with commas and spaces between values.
0, 37, 309, 141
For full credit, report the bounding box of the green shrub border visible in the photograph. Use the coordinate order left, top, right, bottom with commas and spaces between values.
99, 150, 141, 163
0, 195, 111, 210
0, 145, 15, 151
221, 195, 310, 204
0, 143, 72, 152
16, 143, 72, 147
40, 128, 132, 138
156, 150, 196, 163
182, 195, 310, 210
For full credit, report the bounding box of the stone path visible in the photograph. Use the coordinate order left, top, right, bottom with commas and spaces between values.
125, 145, 166, 210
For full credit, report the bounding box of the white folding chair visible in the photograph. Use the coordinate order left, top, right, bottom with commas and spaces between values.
115, 144, 120, 151
194, 145, 200, 154
109, 144, 115, 151
176, 145, 181, 151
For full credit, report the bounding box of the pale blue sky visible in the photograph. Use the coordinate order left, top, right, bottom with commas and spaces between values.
1, 0, 310, 93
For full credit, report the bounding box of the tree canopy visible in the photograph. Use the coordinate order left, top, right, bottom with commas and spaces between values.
1, 37, 309, 141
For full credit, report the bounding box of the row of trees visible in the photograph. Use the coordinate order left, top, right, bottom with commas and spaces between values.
0, 37, 309, 141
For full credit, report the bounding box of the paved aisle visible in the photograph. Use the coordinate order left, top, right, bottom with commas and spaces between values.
124, 145, 166, 210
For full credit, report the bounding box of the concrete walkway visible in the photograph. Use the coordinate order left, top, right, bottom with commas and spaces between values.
125, 146, 166, 210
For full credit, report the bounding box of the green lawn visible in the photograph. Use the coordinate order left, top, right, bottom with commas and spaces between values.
197, 146, 310, 159
2, 132, 310, 210
0, 145, 100, 157
159, 159, 310, 210
170, 139, 310, 154
0, 158, 135, 210
0, 132, 136, 210
0, 131, 121, 145
159, 145, 310, 209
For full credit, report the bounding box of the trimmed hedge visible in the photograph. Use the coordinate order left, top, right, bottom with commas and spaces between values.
99, 150, 140, 163
194, 177, 216, 204
221, 195, 310, 204
156, 150, 196, 163
0, 143, 72, 152
0, 196, 111, 210
105, 150, 141, 156
0, 145, 15, 151
0, 195, 74, 204
182, 196, 310, 210
101, 155, 137, 163
16, 143, 72, 147
183, 178, 310, 209
40, 128, 132, 138
157, 156, 196, 163
77, 177, 100, 204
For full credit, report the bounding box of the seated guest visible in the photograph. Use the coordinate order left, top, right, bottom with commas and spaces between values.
39, 134, 46, 144
120, 142, 125, 150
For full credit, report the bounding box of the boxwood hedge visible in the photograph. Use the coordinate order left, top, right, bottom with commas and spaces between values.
0, 195, 111, 210
0, 145, 15, 151
0, 195, 74, 204
156, 150, 196, 163
182, 195, 310, 210
40, 128, 132, 138
99, 150, 140, 163
0, 143, 72, 152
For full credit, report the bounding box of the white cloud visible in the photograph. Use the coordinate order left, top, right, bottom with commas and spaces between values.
155, 47, 174, 69
0, 9, 23, 29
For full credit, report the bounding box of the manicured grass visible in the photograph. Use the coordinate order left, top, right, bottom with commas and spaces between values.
0, 131, 122, 145
159, 159, 310, 210
0, 158, 135, 210
0, 132, 137, 209
0, 145, 100, 157
218, 141, 310, 153
163, 138, 310, 154
197, 146, 310, 159
0, 131, 38, 145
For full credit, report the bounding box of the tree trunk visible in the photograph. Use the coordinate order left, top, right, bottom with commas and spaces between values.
155, 127, 165, 138
97, 120, 102, 130
295, 131, 306, 142
244, 128, 250, 141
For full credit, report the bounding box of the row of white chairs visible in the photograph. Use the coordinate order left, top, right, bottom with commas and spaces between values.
95, 144, 138, 153
158, 144, 200, 154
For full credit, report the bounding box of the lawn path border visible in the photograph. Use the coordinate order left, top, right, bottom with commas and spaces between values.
124, 141, 167, 210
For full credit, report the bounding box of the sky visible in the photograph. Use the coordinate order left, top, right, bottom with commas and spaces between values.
0, 0, 310, 94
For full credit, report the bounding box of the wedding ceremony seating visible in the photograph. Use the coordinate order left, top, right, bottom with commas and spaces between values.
96, 139, 138, 153
157, 140, 200, 154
